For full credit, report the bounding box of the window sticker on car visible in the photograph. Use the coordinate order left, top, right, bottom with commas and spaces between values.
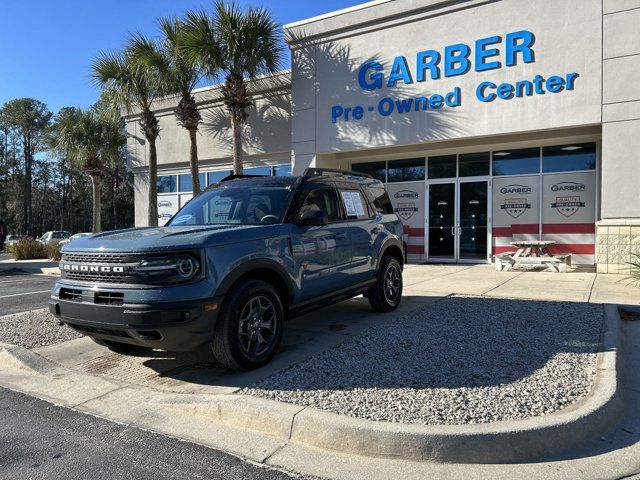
341, 190, 366, 217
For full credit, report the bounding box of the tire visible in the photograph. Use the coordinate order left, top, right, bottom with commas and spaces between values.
90, 337, 149, 355
210, 279, 284, 371
368, 255, 403, 312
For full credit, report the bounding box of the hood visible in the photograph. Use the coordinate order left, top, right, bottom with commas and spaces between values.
61, 224, 284, 253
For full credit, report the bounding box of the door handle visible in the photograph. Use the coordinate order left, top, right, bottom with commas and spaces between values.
451, 227, 456, 235
335, 232, 346, 240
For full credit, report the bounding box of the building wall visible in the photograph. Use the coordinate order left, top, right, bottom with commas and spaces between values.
288, 0, 603, 171
126, 73, 292, 227
598, 0, 640, 274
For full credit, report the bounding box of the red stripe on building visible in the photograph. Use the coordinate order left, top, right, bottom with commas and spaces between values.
542, 223, 595, 234
493, 246, 517, 254
548, 244, 595, 255
406, 244, 424, 254
403, 227, 425, 237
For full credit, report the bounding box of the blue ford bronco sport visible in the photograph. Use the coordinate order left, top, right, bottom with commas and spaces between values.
49, 168, 405, 370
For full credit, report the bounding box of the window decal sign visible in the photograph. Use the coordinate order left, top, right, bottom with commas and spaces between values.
157, 194, 179, 226
340, 190, 366, 217
386, 183, 424, 258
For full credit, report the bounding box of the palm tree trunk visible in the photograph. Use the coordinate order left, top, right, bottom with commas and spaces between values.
91, 174, 102, 233
188, 128, 200, 195
148, 137, 158, 227
231, 116, 242, 175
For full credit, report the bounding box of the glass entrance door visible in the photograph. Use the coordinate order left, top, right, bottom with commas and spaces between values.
427, 183, 456, 261
458, 180, 488, 261
426, 180, 490, 263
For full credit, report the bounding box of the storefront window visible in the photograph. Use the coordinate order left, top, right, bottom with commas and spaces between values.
273, 164, 292, 176
245, 166, 272, 176
157, 175, 177, 193
459, 152, 490, 177
542, 143, 596, 173
207, 170, 232, 184
428, 155, 456, 179
178, 173, 206, 192
352, 161, 386, 182
387, 158, 425, 183
492, 148, 540, 176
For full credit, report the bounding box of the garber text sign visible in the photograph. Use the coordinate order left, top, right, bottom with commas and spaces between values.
331, 30, 579, 123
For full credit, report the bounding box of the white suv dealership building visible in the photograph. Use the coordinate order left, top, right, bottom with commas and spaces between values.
126, 0, 640, 274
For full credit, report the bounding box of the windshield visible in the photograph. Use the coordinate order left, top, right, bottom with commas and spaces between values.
168, 184, 293, 226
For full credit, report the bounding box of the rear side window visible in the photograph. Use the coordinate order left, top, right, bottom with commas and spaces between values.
364, 186, 394, 214
339, 189, 370, 220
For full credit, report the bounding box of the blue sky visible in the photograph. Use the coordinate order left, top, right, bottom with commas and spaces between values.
0, 0, 363, 114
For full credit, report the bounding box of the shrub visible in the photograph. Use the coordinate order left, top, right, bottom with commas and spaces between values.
8, 239, 47, 260
46, 243, 62, 261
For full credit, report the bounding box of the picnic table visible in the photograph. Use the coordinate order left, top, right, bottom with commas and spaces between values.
494, 240, 572, 273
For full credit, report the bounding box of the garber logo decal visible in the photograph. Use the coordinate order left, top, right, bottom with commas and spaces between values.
552, 196, 585, 217
500, 184, 532, 195
393, 190, 419, 221
158, 200, 173, 208
501, 198, 531, 218
551, 182, 586, 192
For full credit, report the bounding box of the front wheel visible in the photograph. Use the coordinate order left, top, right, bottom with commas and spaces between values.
368, 255, 403, 312
210, 279, 284, 371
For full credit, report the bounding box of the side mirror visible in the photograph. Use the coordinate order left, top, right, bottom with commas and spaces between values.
296, 209, 328, 227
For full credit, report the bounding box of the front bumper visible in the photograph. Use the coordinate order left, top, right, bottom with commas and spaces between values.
49, 293, 224, 352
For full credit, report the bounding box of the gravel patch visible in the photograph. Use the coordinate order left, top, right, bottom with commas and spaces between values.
0, 309, 81, 349
243, 296, 603, 425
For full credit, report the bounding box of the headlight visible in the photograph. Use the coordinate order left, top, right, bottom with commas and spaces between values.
133, 254, 200, 284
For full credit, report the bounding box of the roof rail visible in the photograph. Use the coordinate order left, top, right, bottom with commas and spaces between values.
303, 167, 373, 179
219, 174, 266, 183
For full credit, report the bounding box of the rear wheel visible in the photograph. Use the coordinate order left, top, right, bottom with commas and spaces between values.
368, 255, 403, 312
90, 337, 150, 355
210, 279, 284, 371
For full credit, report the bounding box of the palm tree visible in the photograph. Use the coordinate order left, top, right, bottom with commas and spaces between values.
130, 19, 204, 194
92, 43, 163, 226
182, 0, 284, 174
52, 107, 125, 233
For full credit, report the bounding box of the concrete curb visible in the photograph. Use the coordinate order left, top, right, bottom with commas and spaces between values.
0, 305, 624, 465
160, 304, 624, 463
0, 259, 59, 275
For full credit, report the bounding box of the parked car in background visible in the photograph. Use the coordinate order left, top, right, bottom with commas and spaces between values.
4, 235, 29, 248
50, 168, 405, 371
59, 232, 93, 246
39, 231, 71, 245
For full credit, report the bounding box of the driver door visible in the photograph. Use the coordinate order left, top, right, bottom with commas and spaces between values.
290, 186, 354, 301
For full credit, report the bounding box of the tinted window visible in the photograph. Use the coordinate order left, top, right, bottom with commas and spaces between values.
339, 190, 370, 220
179, 173, 206, 192
492, 148, 540, 176
157, 175, 177, 193
459, 152, 490, 177
352, 161, 386, 182
428, 155, 457, 179
542, 143, 596, 173
207, 170, 232, 185
364, 186, 393, 214
273, 164, 292, 176
299, 188, 341, 223
387, 158, 425, 182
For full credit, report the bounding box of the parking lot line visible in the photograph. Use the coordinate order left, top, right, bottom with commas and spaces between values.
0, 290, 51, 299
0, 275, 44, 284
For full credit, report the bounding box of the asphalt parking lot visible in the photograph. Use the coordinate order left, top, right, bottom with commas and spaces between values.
0, 272, 57, 316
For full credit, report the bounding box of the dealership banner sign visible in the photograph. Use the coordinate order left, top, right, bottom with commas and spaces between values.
330, 30, 580, 124
386, 182, 424, 257
157, 195, 178, 226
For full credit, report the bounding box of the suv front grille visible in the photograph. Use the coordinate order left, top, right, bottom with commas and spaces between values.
64, 271, 129, 284
62, 253, 137, 264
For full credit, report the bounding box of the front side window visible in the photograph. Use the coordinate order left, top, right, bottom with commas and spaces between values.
299, 188, 341, 223
169, 183, 293, 226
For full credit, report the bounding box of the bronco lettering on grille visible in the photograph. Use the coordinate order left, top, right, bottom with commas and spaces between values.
61, 264, 125, 273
